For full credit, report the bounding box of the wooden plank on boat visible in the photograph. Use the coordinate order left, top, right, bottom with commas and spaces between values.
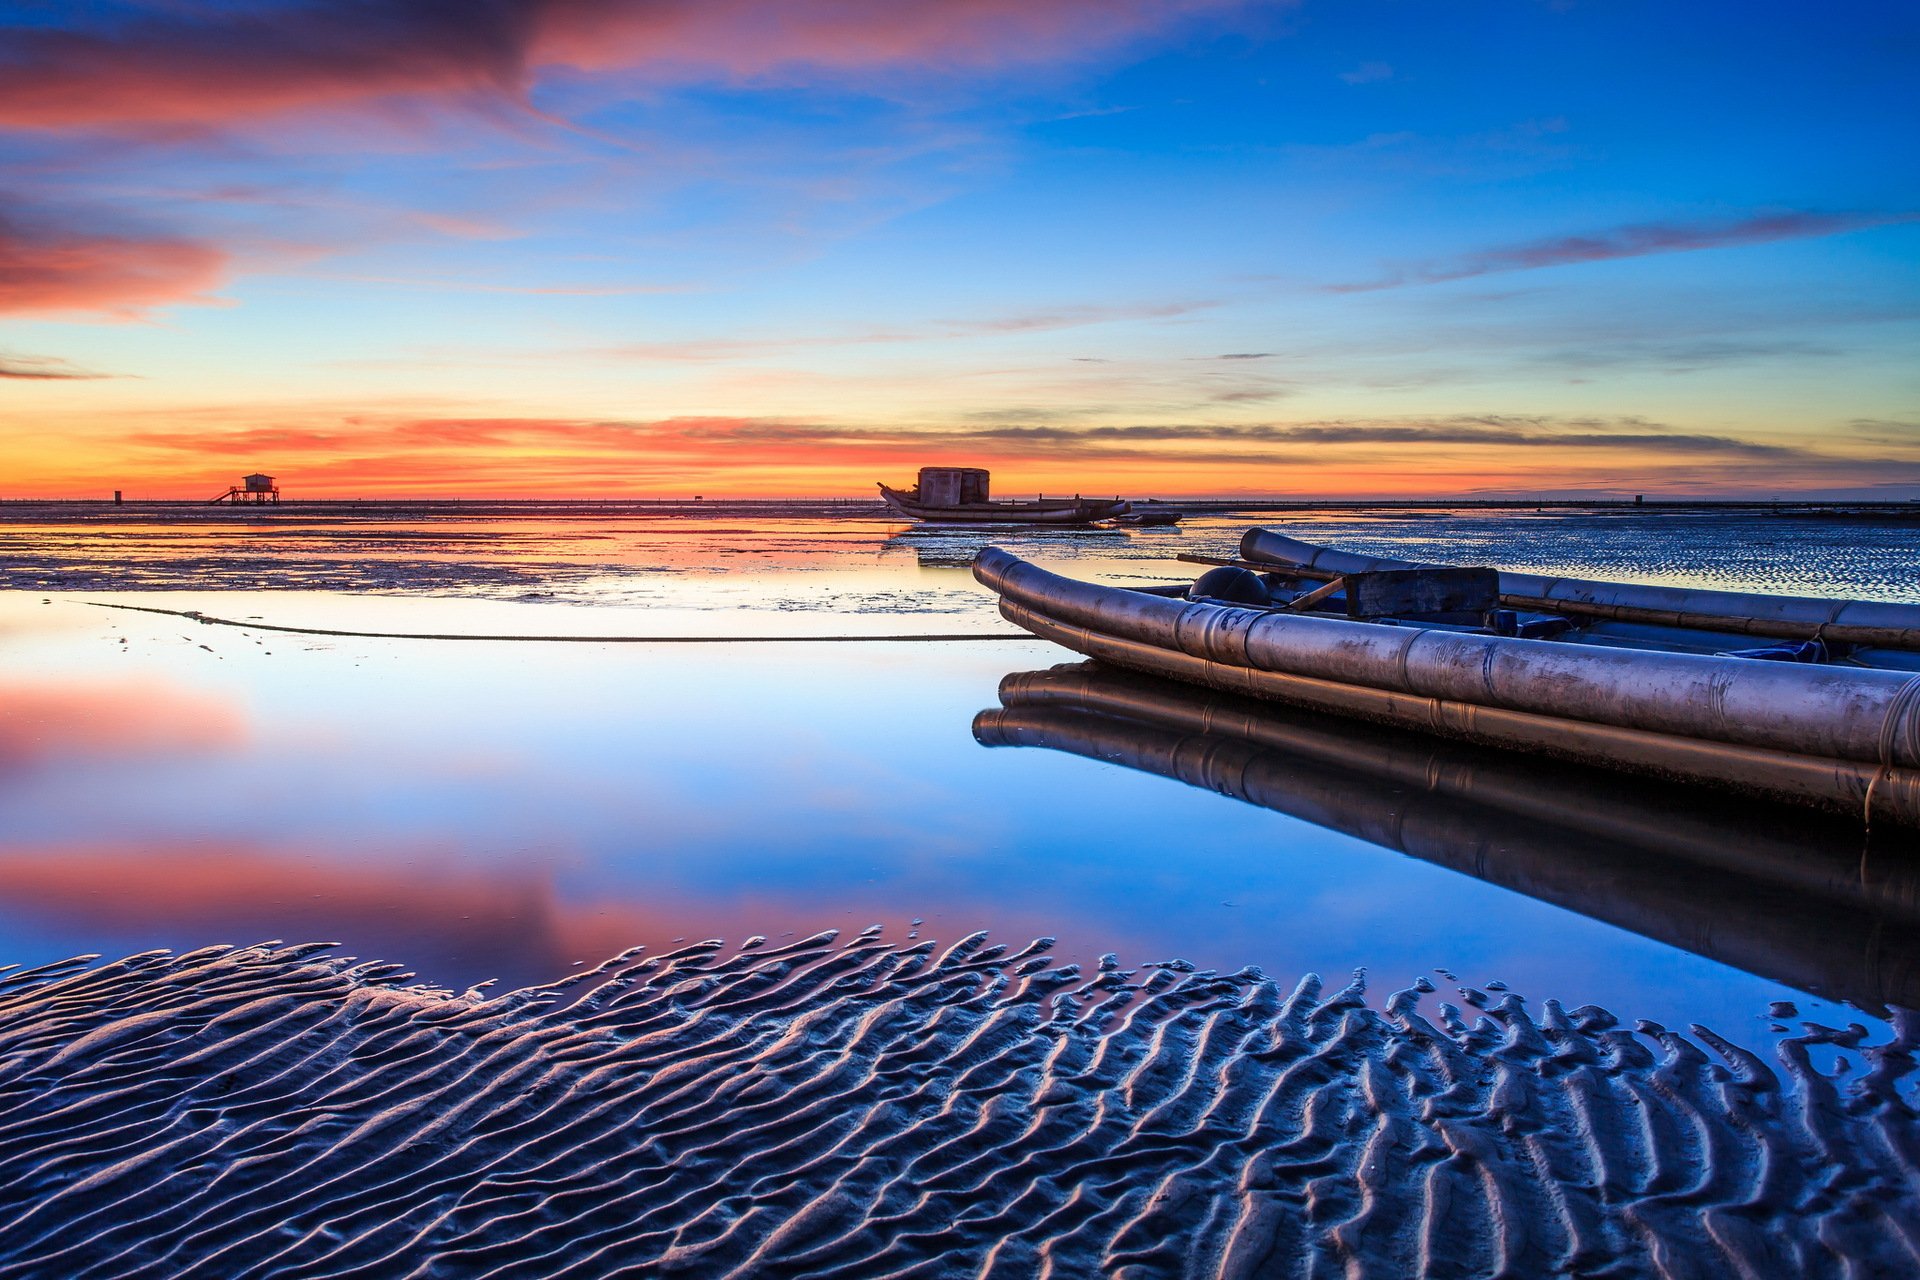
1283, 578, 1346, 612
1343, 567, 1498, 619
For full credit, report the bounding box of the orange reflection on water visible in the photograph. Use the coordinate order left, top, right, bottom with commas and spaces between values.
0, 679, 247, 766
0, 842, 973, 990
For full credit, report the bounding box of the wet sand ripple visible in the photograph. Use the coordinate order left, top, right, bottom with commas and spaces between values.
0, 934, 1915, 1277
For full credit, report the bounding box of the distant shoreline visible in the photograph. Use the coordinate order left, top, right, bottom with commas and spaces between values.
3, 496, 1918, 516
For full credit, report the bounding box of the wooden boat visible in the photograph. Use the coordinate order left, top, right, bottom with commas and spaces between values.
879, 467, 1127, 525
972, 530, 1920, 823
975, 662, 1920, 1010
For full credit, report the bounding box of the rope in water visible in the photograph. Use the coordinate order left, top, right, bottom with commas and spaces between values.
84, 600, 1033, 644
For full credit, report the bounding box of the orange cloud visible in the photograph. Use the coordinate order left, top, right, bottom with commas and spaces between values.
0, 214, 227, 318
31, 408, 1890, 499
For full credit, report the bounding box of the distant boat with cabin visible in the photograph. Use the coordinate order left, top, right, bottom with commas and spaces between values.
877, 467, 1129, 525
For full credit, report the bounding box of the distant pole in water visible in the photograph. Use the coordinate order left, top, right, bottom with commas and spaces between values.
1635, 494, 1644, 505
113, 490, 122, 505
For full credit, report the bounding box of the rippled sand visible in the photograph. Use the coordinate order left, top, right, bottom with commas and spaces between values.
2, 933, 1915, 1278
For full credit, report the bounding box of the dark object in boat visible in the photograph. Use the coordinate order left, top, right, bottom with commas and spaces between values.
975, 662, 1920, 1011
1240, 527, 1920, 651
877, 466, 1128, 525
1189, 566, 1269, 605
971, 531, 1920, 823
1342, 566, 1499, 618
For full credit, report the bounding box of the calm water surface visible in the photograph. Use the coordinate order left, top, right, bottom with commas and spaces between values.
3, 506, 1916, 1043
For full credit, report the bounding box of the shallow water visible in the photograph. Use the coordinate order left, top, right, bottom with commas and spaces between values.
2, 505, 1917, 1047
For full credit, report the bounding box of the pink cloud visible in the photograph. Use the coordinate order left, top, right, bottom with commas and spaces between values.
0, 214, 227, 317
0, 1, 1249, 132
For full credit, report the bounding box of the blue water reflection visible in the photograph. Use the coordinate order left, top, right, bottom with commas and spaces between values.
0, 567, 1900, 1039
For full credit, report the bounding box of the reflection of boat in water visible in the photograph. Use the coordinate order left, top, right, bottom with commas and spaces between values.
879, 467, 1128, 525
973, 531, 1920, 822
883, 525, 1127, 567
1112, 504, 1183, 527
974, 662, 1920, 1011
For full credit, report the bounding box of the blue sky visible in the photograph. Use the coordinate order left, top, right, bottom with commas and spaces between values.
0, 0, 1915, 496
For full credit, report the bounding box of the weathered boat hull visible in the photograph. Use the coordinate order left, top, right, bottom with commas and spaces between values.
972, 545, 1920, 823
880, 485, 1126, 524
975, 662, 1920, 1009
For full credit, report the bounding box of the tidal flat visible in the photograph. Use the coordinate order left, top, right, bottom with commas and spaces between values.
1, 503, 1917, 1275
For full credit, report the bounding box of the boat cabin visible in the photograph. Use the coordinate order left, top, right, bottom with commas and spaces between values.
915, 467, 990, 507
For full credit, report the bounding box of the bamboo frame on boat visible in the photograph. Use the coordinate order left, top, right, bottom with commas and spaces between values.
1237, 529, 1920, 652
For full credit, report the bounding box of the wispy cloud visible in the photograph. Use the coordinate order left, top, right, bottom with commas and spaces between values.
309, 273, 697, 297
120, 411, 1839, 477
607, 297, 1221, 361
0, 1, 1250, 132
0, 2, 1258, 316
1846, 418, 1920, 445
1339, 61, 1392, 85
948, 415, 1814, 457
1329, 210, 1919, 292
17, 401, 1894, 498
0, 205, 227, 318
1520, 337, 1845, 378
0, 352, 112, 380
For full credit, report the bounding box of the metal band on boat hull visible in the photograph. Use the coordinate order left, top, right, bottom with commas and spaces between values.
1241, 528, 1920, 651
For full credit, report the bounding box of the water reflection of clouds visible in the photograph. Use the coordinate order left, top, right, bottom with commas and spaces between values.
0, 679, 246, 767
0, 842, 735, 992
0, 572, 1888, 1036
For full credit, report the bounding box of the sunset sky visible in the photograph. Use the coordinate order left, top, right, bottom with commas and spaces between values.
2, 0, 1915, 499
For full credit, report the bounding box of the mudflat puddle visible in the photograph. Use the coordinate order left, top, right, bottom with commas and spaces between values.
4, 507, 1917, 1033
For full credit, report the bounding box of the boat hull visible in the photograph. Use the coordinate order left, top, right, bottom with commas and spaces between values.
879, 485, 1126, 524
972, 545, 1920, 823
